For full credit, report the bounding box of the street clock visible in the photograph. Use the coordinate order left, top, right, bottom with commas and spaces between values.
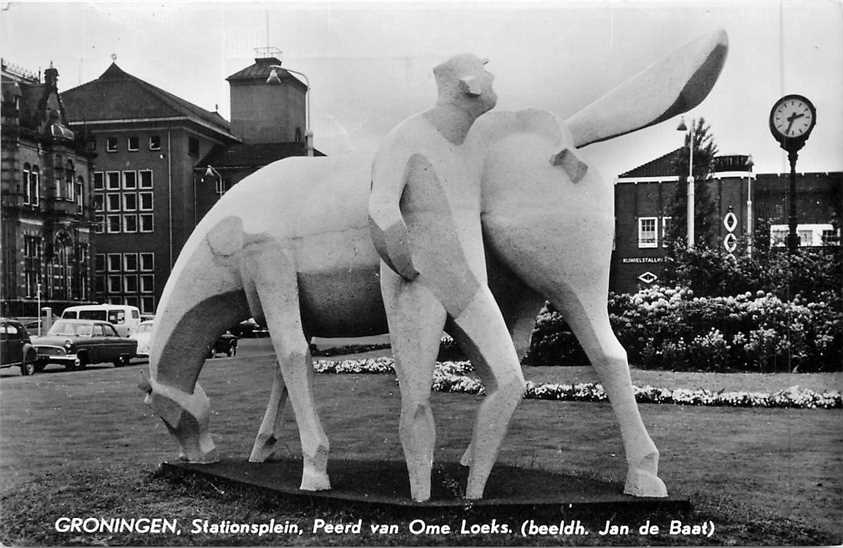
769, 94, 816, 152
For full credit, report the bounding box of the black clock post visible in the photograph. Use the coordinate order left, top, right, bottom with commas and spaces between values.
769, 94, 817, 253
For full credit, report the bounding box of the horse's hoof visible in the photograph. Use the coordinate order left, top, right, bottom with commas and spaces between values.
300, 470, 331, 491
624, 467, 668, 497
249, 433, 281, 463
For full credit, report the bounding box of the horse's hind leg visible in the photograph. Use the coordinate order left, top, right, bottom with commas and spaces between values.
552, 286, 667, 497
250, 365, 290, 462
243, 242, 330, 491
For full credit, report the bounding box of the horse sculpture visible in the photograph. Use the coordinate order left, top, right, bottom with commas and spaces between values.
140, 30, 728, 502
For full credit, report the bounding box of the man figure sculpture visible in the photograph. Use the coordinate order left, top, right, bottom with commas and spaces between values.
369, 54, 526, 501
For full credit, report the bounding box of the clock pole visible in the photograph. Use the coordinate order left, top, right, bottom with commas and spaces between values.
786, 149, 799, 253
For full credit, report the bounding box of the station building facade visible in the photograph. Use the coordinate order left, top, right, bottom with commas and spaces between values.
1, 59, 96, 317
610, 149, 841, 293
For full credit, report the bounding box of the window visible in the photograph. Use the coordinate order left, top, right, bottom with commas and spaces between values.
140, 274, 154, 293
92, 324, 104, 337
139, 192, 153, 211
93, 195, 104, 212
23, 235, 42, 297
124, 296, 139, 307
124, 253, 138, 272
94, 172, 104, 190
661, 217, 672, 247
107, 297, 123, 305
124, 275, 138, 293
95, 275, 105, 294
140, 252, 154, 271
22, 165, 31, 204
798, 230, 813, 246
822, 228, 840, 246
188, 136, 199, 156
123, 193, 137, 211
107, 215, 121, 233
106, 172, 121, 190
141, 296, 155, 314
65, 161, 74, 200
638, 217, 658, 248
95, 254, 106, 272
123, 214, 138, 233
93, 215, 105, 234
75, 178, 84, 213
148, 135, 161, 150
107, 275, 122, 293
106, 137, 118, 152
139, 214, 154, 233
107, 254, 122, 272
123, 171, 137, 190
139, 170, 153, 189
107, 194, 121, 212
128, 136, 139, 151
55, 176, 62, 199
29, 167, 40, 206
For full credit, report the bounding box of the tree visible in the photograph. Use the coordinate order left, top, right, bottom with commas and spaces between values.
664, 118, 719, 250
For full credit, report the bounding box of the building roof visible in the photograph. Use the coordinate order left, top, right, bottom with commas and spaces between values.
197, 141, 324, 170
226, 57, 308, 90
61, 63, 237, 140
619, 149, 754, 178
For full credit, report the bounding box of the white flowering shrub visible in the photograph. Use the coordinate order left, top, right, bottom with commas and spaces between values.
310, 358, 842, 409
531, 285, 842, 372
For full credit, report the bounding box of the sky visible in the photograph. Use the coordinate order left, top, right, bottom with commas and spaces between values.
2, 0, 841, 177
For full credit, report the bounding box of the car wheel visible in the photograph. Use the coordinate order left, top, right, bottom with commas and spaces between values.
77, 353, 89, 370
114, 355, 128, 368
20, 353, 36, 376
34, 359, 46, 373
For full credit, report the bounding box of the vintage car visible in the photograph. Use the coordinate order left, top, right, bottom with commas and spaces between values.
32, 319, 137, 370
132, 320, 155, 358
210, 331, 238, 358
0, 318, 39, 376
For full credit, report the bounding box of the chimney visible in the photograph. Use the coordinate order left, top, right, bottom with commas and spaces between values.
44, 61, 58, 88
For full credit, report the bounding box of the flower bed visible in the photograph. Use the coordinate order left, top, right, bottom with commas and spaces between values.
312, 358, 842, 409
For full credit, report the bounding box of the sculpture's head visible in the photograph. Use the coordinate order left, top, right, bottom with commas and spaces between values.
434, 53, 497, 116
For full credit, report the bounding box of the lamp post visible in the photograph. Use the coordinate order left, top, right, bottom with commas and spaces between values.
677, 116, 695, 248
203, 165, 225, 211
266, 65, 313, 156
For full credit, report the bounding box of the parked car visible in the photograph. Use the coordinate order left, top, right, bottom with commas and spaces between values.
60, 304, 141, 337
31, 319, 137, 370
1, 319, 39, 376
230, 318, 268, 338
132, 320, 155, 358
209, 331, 238, 358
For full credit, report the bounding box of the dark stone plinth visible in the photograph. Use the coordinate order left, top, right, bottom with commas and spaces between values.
162, 458, 690, 515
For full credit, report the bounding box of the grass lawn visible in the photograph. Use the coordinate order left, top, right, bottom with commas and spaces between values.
0, 343, 841, 545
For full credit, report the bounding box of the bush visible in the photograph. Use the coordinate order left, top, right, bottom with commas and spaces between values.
528, 286, 842, 372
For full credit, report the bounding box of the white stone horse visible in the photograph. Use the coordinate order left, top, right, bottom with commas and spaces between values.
140, 30, 728, 502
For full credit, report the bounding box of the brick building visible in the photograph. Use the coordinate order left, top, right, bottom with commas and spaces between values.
611, 149, 841, 293
1, 59, 96, 317
61, 62, 240, 314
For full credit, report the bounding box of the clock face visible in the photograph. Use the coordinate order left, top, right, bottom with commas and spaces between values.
771, 97, 815, 139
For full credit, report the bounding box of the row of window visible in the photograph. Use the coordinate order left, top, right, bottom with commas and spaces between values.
20, 236, 89, 301
105, 135, 160, 153
93, 213, 154, 234
94, 170, 154, 191
102, 135, 199, 156
96, 273, 155, 294
636, 218, 840, 249
95, 252, 155, 273
21, 164, 85, 211
95, 191, 154, 213
101, 295, 156, 314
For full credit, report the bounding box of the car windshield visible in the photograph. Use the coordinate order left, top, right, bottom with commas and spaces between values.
48, 321, 92, 337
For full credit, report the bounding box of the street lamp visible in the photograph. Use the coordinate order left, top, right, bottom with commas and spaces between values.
266, 65, 313, 156
203, 165, 225, 195
676, 116, 695, 248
